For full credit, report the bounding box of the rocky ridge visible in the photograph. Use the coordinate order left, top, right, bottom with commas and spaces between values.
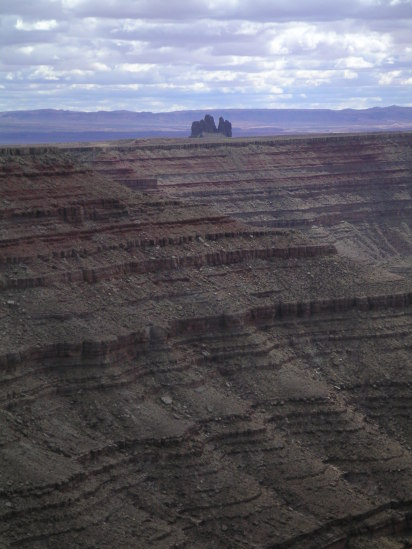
0, 133, 411, 548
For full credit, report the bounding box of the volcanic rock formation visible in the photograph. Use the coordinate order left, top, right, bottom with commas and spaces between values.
217, 116, 232, 137
0, 132, 411, 548
191, 114, 232, 137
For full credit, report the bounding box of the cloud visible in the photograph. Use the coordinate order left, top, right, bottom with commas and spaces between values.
15, 18, 58, 31
0, 0, 411, 111
336, 57, 375, 69
378, 69, 402, 84
41, 0, 412, 22
343, 69, 358, 79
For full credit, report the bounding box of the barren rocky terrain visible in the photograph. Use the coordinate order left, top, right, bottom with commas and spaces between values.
2, 106, 412, 144
0, 132, 411, 548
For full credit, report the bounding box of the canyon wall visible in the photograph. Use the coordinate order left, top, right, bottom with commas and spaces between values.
0, 133, 411, 548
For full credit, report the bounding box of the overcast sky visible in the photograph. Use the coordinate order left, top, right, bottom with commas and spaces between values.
1, 0, 411, 112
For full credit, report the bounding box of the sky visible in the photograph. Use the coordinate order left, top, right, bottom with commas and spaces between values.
1, 0, 412, 112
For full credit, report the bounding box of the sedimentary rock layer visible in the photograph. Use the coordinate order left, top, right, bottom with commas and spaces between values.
86, 133, 412, 265
0, 133, 411, 548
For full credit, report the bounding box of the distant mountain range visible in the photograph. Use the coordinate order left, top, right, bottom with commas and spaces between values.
1, 106, 412, 144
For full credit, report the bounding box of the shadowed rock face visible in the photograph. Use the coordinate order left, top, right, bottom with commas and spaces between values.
191, 114, 231, 137
217, 116, 232, 137
0, 133, 412, 548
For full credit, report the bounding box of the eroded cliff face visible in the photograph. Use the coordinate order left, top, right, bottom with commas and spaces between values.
0, 134, 411, 548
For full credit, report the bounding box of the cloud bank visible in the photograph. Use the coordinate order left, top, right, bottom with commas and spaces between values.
1, 0, 411, 111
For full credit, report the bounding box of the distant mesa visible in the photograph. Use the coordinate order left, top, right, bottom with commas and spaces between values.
191, 115, 232, 138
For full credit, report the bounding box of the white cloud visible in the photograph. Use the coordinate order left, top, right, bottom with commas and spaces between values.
91, 62, 110, 71
15, 18, 58, 31
378, 70, 401, 84
62, 0, 84, 8
0, 0, 411, 110
29, 65, 59, 80
19, 46, 34, 55
118, 63, 156, 73
337, 57, 374, 69
343, 70, 358, 79
69, 83, 99, 89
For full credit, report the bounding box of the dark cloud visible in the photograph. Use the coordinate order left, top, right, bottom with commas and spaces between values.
29, 0, 411, 22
